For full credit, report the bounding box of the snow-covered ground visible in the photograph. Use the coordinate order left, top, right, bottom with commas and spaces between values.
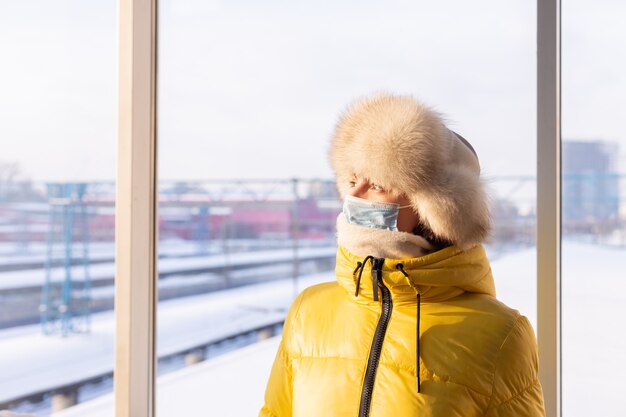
50, 336, 282, 417
0, 246, 336, 291
491, 242, 626, 417
1, 241, 625, 416
0, 270, 334, 407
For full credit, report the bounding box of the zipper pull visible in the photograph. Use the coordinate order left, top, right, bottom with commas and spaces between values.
371, 258, 384, 302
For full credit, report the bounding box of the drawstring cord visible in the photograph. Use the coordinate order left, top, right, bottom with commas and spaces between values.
353, 255, 376, 300
396, 263, 421, 394
352, 258, 422, 393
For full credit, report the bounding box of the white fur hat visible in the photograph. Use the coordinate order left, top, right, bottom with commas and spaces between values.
329, 93, 490, 249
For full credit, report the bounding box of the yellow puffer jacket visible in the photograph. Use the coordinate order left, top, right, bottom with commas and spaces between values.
260, 245, 545, 417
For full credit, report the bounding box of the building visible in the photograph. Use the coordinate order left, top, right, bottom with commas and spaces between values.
562, 140, 620, 231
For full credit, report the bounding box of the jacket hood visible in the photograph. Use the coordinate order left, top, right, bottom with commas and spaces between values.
335, 243, 495, 304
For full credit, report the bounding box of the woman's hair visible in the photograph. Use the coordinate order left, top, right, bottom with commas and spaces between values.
412, 223, 453, 251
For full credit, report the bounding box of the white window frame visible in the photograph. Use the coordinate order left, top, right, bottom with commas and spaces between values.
114, 1, 562, 416
115, 0, 158, 416
537, 1, 561, 417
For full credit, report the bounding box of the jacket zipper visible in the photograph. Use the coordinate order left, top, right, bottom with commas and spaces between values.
358, 257, 392, 417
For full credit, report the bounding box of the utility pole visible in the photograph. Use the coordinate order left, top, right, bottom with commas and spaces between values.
291, 179, 300, 299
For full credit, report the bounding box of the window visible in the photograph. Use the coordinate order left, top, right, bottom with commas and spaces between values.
0, 1, 117, 415
2, 2, 604, 416
562, 1, 626, 415
155, 1, 537, 414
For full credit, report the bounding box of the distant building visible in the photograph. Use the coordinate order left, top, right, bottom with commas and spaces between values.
562, 140, 619, 227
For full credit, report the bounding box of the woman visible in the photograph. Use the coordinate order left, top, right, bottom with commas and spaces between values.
259, 94, 545, 417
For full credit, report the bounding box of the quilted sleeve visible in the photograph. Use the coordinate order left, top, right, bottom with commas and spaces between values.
258, 290, 306, 417
259, 339, 292, 417
484, 315, 546, 417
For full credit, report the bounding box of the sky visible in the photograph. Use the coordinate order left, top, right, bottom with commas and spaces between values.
0, 0, 625, 183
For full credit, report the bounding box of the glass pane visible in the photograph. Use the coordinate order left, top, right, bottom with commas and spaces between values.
155, 1, 536, 415
0, 1, 117, 416
562, 1, 626, 416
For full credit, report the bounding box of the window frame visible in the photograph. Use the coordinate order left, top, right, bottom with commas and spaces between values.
537, 1, 561, 417
115, 0, 158, 416
114, 1, 562, 416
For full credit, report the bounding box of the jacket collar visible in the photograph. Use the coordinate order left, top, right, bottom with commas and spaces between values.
335, 244, 496, 304
336, 213, 435, 259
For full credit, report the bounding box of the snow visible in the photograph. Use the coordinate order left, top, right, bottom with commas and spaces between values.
0, 270, 333, 406
491, 241, 626, 417
50, 336, 282, 417
0, 246, 336, 290
2, 241, 625, 416
560, 242, 626, 417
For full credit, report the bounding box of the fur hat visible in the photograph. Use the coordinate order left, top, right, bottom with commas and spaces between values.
328, 93, 490, 249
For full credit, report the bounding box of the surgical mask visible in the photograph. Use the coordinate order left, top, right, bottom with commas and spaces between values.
342, 195, 412, 231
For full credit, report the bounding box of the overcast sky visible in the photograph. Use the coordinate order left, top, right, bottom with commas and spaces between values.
1, 0, 625, 183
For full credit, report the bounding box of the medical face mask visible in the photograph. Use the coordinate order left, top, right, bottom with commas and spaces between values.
342, 195, 412, 231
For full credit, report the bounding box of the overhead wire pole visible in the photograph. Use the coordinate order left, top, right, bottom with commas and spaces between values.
537, 0, 561, 416
291, 178, 300, 300
115, 0, 159, 416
